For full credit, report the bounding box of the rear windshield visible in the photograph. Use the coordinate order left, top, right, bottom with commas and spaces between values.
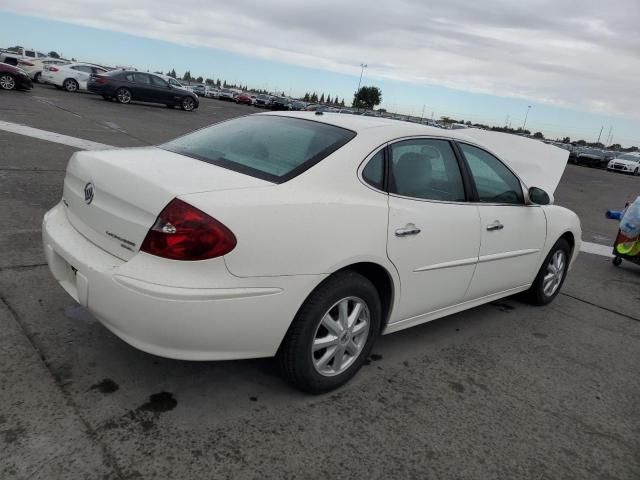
161, 115, 356, 182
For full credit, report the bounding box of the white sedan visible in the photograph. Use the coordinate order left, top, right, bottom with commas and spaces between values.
41, 62, 108, 92
43, 112, 581, 393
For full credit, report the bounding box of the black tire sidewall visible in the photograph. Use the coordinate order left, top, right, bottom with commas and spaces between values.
279, 272, 381, 393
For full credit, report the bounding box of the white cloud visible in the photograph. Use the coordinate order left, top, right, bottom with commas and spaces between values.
3, 0, 640, 120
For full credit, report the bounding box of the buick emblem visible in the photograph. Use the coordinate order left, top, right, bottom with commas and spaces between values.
84, 182, 95, 205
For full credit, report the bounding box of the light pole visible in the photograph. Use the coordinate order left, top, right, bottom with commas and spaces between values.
522, 105, 532, 130
355, 63, 367, 111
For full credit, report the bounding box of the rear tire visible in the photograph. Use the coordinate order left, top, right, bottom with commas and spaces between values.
278, 271, 381, 394
525, 238, 570, 306
0, 73, 16, 90
63, 78, 79, 92
115, 88, 132, 104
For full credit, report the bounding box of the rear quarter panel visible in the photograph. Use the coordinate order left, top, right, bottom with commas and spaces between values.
179, 134, 395, 279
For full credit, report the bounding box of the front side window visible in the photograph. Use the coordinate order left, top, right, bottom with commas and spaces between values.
168, 78, 182, 87
150, 75, 168, 87
459, 143, 524, 204
389, 139, 466, 202
25, 51, 35, 58
161, 116, 356, 182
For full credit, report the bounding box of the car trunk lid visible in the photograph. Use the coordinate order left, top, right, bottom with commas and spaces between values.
63, 147, 270, 260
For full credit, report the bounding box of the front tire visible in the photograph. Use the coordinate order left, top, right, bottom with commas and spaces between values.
0, 73, 16, 90
634, 168, 639, 176
115, 88, 132, 104
180, 96, 195, 111
278, 271, 381, 393
63, 78, 79, 92
525, 238, 570, 306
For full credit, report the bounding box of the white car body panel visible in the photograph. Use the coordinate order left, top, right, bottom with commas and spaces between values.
41, 62, 107, 90
42, 112, 581, 360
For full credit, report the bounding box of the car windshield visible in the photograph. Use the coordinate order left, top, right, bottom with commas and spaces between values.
618, 154, 640, 161
161, 116, 356, 182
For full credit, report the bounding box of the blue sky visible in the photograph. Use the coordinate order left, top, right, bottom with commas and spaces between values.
2, 10, 638, 146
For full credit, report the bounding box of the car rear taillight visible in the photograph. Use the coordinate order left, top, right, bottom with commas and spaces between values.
140, 198, 236, 261
48, 66, 59, 72
95, 76, 108, 84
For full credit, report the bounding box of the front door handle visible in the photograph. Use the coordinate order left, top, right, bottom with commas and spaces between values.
486, 220, 504, 231
395, 224, 421, 237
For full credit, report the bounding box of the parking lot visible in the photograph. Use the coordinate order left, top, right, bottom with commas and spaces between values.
1, 85, 639, 479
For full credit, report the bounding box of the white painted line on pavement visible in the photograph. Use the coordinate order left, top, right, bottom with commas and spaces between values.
0, 120, 113, 151
580, 241, 613, 257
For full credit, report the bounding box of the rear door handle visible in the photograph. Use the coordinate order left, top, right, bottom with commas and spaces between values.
395, 224, 421, 237
486, 221, 504, 231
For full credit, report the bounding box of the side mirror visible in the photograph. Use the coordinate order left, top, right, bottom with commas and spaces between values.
528, 186, 550, 205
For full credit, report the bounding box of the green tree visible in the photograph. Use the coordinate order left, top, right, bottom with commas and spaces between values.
320, 93, 325, 103
326, 95, 332, 104
533, 131, 544, 139
196, 76, 203, 83
205, 78, 214, 85
303, 92, 310, 101
352, 86, 382, 110
216, 78, 222, 87
310, 92, 318, 102
334, 96, 340, 105
48, 51, 60, 59
340, 99, 345, 106
7, 46, 22, 53
561, 136, 570, 143
223, 80, 227, 88
182, 71, 192, 83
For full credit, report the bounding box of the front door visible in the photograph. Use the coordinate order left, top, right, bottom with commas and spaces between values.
385, 138, 481, 323
458, 142, 546, 299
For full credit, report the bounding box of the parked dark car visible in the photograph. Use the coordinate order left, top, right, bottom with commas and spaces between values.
254, 94, 272, 108
0, 62, 33, 90
574, 148, 608, 168
270, 97, 290, 111
88, 71, 199, 111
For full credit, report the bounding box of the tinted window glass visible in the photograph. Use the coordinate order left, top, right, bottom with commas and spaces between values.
362, 150, 384, 190
389, 139, 465, 201
459, 143, 524, 204
150, 75, 168, 87
25, 51, 35, 58
162, 116, 356, 182
168, 78, 182, 87
133, 73, 150, 84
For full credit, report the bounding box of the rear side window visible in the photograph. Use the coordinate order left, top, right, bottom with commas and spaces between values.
362, 150, 384, 190
161, 116, 356, 183
459, 143, 524, 204
389, 139, 466, 202
133, 73, 150, 84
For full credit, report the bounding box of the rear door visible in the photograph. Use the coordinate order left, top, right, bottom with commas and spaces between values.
130, 73, 153, 101
384, 138, 481, 323
457, 142, 546, 300
148, 74, 174, 104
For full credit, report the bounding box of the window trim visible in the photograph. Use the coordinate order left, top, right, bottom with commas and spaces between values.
160, 114, 357, 184
455, 141, 528, 206
358, 135, 474, 204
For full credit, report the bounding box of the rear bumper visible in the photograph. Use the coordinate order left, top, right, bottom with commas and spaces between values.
42, 202, 324, 360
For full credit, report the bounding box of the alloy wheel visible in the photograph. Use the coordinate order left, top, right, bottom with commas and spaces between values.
0, 74, 16, 90
542, 250, 566, 297
182, 97, 195, 111
311, 296, 370, 376
64, 79, 78, 92
116, 89, 131, 104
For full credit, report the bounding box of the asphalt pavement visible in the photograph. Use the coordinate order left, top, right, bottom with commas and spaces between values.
0, 85, 638, 480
